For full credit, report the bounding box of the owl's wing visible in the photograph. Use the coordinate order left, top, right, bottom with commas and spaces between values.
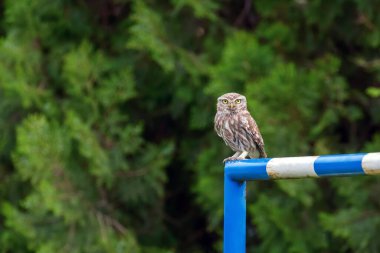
240, 112, 267, 158
214, 113, 223, 138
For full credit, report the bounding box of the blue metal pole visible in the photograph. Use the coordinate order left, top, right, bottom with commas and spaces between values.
223, 152, 380, 253
224, 173, 246, 253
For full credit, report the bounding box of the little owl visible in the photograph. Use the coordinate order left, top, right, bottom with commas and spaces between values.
214, 92, 267, 162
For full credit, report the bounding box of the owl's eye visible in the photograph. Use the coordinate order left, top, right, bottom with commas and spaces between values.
235, 99, 241, 104
222, 99, 228, 104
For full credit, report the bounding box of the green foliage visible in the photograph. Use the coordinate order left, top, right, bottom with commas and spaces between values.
128, 1, 175, 72
1, 0, 380, 253
171, 0, 219, 20
367, 87, 380, 97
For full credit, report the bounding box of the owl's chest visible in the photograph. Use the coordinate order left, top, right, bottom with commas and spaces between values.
216, 113, 240, 136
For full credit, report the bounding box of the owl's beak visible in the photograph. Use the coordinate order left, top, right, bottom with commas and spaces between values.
229, 104, 235, 109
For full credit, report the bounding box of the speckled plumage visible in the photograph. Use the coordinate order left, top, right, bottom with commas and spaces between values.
214, 92, 267, 162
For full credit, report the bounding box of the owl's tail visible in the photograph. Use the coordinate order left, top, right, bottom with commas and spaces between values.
258, 148, 267, 158
248, 146, 267, 158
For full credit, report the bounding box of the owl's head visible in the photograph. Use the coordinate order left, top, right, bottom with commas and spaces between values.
217, 92, 247, 113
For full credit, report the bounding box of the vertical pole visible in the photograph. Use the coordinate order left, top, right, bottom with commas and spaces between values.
224, 173, 246, 253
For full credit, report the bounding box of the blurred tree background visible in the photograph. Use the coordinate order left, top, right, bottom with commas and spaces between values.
1, 0, 380, 252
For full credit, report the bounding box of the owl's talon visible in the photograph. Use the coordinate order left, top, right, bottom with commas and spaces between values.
223, 157, 244, 163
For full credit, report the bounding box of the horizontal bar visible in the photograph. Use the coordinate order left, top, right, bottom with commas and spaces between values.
225, 152, 380, 181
